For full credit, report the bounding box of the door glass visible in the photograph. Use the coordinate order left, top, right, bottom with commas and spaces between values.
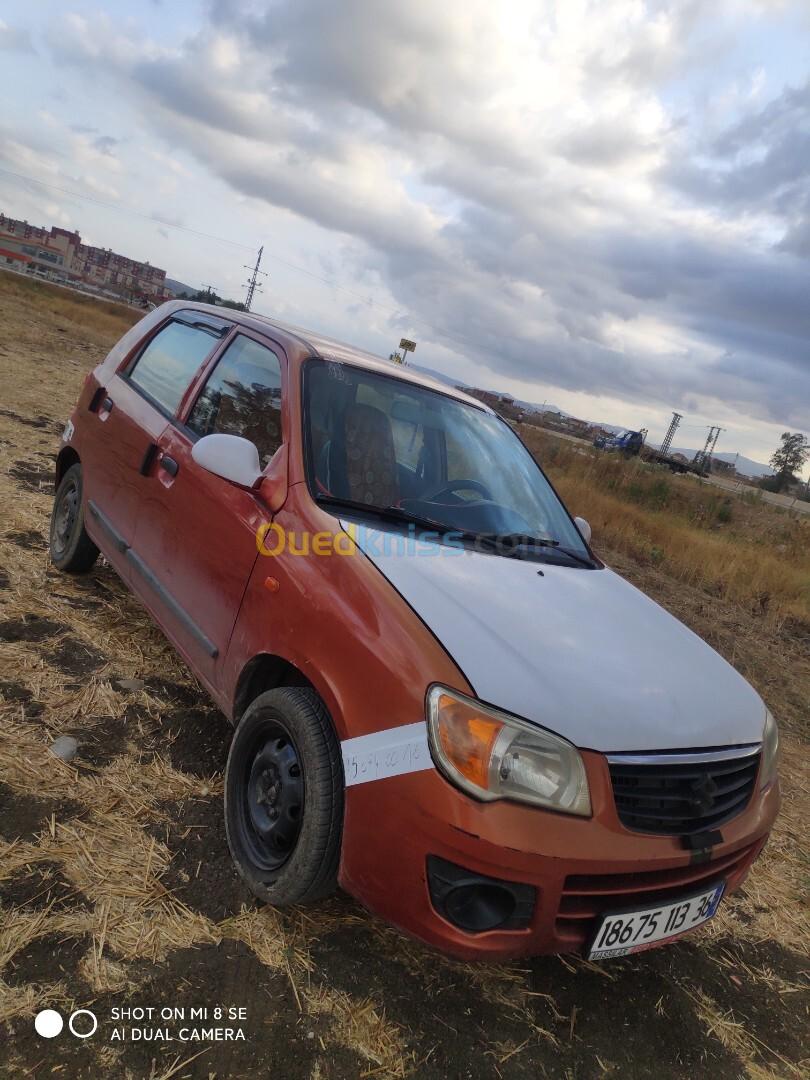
128, 321, 218, 414
187, 335, 283, 467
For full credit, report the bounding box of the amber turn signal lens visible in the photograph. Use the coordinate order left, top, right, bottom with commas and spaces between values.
427, 685, 592, 814
435, 692, 503, 791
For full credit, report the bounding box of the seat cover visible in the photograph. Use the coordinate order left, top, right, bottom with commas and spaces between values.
342, 403, 399, 507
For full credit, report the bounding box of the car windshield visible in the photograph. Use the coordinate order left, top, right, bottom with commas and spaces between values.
303, 359, 592, 562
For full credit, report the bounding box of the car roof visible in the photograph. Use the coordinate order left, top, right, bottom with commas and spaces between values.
167, 300, 493, 413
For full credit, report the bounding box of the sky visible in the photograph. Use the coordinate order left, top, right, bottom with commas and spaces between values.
1, 0, 809, 473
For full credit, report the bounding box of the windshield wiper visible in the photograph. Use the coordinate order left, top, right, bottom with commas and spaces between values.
478, 533, 595, 567
556, 547, 595, 568
316, 497, 595, 565
315, 495, 473, 539
484, 532, 559, 549
380, 503, 471, 535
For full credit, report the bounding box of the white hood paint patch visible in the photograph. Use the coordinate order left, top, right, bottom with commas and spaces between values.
347, 525, 766, 754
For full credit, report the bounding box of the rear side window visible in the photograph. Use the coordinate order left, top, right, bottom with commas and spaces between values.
128, 321, 217, 415
187, 335, 283, 467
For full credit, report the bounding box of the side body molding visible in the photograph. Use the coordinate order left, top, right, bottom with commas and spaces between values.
87, 500, 218, 659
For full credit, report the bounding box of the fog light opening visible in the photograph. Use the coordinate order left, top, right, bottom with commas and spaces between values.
426, 855, 536, 934
444, 883, 517, 932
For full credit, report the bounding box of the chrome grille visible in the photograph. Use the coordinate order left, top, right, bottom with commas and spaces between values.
608, 747, 760, 836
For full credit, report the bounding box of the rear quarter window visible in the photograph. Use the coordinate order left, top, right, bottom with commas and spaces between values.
127, 320, 218, 415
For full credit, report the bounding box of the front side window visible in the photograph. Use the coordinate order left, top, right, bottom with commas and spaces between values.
187, 335, 283, 467
128, 320, 218, 415
304, 359, 592, 566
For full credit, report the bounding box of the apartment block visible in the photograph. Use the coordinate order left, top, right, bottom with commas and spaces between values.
0, 213, 169, 302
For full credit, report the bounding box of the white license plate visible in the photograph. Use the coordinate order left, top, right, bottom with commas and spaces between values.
588, 881, 725, 960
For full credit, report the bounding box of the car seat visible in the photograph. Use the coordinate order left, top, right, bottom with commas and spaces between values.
330, 402, 399, 507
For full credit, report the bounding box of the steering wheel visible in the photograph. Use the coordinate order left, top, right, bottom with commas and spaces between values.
422, 478, 494, 503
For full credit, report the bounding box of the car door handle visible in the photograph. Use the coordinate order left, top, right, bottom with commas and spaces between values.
139, 442, 159, 475
101, 396, 114, 413
160, 454, 179, 477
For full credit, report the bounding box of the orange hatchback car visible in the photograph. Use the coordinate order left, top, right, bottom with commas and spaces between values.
51, 302, 779, 960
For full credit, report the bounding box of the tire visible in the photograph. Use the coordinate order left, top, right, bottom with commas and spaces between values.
49, 463, 99, 573
225, 687, 344, 905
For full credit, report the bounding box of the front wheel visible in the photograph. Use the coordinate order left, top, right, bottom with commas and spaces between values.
49, 463, 99, 573
224, 687, 343, 905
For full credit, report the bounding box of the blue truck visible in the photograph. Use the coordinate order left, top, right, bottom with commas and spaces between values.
593, 429, 645, 455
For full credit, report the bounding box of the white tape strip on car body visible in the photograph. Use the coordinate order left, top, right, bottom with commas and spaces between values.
341, 722, 434, 787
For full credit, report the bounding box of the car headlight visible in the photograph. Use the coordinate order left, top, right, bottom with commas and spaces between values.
426, 686, 591, 816
760, 709, 779, 790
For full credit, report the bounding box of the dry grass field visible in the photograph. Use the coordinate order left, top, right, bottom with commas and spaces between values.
0, 273, 807, 1080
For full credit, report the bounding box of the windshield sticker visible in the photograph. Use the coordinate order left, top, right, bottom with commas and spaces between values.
326, 360, 350, 382
342, 722, 433, 786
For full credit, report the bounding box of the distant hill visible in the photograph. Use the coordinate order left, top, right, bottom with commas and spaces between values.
164, 277, 195, 297
670, 449, 773, 478
644, 445, 773, 477
409, 367, 775, 477
410, 362, 466, 389
515, 398, 569, 417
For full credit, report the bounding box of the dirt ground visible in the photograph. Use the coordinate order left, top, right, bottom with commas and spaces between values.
0, 276, 808, 1079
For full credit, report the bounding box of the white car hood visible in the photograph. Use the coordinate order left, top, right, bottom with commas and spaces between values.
348, 525, 765, 753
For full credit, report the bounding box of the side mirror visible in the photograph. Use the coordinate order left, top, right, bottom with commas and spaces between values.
574, 516, 592, 544
192, 433, 262, 488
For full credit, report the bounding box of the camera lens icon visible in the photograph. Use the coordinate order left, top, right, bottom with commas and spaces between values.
34, 1008, 98, 1039
69, 1010, 98, 1038
34, 1010, 63, 1038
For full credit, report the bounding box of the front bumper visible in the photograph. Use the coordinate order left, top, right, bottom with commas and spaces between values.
338, 749, 780, 960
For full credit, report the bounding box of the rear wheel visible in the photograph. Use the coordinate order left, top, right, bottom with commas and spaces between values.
225, 687, 343, 905
49, 463, 99, 573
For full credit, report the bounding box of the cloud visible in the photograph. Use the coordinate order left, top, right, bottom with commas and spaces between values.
93, 135, 120, 156
0, 19, 34, 53
40, 0, 810, 434
664, 78, 810, 215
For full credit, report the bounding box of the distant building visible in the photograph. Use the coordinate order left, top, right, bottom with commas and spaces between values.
562, 417, 590, 434
0, 213, 169, 302
711, 458, 735, 475
590, 426, 616, 443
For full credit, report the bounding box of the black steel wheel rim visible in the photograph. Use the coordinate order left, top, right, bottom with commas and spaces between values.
239, 718, 304, 872
53, 478, 79, 556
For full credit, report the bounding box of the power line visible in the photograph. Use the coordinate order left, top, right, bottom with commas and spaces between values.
0, 165, 412, 317
5, 163, 750, 411
0, 165, 783, 465
0, 164, 496, 361
1, 164, 580, 373
0, 166, 254, 250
